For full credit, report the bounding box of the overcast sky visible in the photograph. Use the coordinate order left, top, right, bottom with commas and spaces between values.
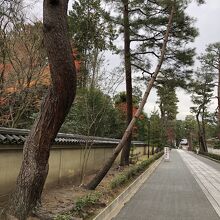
145, 1, 220, 119
176, 1, 220, 119
28, 0, 220, 120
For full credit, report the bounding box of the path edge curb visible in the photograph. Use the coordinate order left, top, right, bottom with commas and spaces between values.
93, 156, 164, 220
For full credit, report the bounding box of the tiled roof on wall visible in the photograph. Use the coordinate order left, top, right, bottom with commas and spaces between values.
0, 127, 145, 146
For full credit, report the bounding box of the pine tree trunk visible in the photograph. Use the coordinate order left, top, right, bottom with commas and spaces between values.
196, 112, 206, 153
7, 0, 77, 219
86, 5, 175, 190
160, 107, 167, 145
120, 0, 133, 166
201, 110, 208, 152
187, 132, 192, 151
217, 59, 220, 139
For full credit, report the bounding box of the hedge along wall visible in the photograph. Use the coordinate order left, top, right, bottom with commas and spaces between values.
0, 127, 147, 203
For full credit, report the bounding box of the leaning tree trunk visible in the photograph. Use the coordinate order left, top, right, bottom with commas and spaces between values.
86, 5, 175, 190
7, 0, 77, 219
120, 0, 133, 166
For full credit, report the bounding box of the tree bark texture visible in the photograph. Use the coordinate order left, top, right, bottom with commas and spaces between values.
7, 0, 77, 219
196, 112, 207, 153
187, 132, 193, 151
86, 5, 175, 190
218, 57, 220, 139
201, 109, 207, 152
120, 0, 133, 166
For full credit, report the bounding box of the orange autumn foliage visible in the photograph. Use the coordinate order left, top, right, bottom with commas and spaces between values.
115, 102, 145, 138
0, 50, 80, 111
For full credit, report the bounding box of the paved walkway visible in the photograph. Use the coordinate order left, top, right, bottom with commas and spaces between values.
179, 150, 220, 217
114, 150, 220, 220
190, 152, 220, 172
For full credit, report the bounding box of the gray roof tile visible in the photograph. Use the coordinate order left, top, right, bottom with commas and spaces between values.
0, 127, 146, 146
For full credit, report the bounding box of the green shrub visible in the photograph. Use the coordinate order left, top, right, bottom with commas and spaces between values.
213, 141, 220, 149
110, 151, 164, 189
126, 166, 138, 179
110, 174, 127, 189
200, 151, 220, 161
73, 192, 101, 216
54, 214, 72, 220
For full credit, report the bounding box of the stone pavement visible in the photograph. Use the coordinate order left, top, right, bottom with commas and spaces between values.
179, 150, 220, 217
190, 152, 220, 172
113, 149, 220, 220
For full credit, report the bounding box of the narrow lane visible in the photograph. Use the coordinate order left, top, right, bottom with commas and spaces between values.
114, 150, 219, 220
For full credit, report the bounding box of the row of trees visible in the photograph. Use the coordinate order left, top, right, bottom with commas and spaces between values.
155, 41, 220, 153
189, 42, 220, 152
154, 40, 220, 153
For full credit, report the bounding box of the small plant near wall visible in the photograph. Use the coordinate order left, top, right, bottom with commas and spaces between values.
72, 192, 102, 218
54, 213, 72, 220
54, 192, 103, 219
